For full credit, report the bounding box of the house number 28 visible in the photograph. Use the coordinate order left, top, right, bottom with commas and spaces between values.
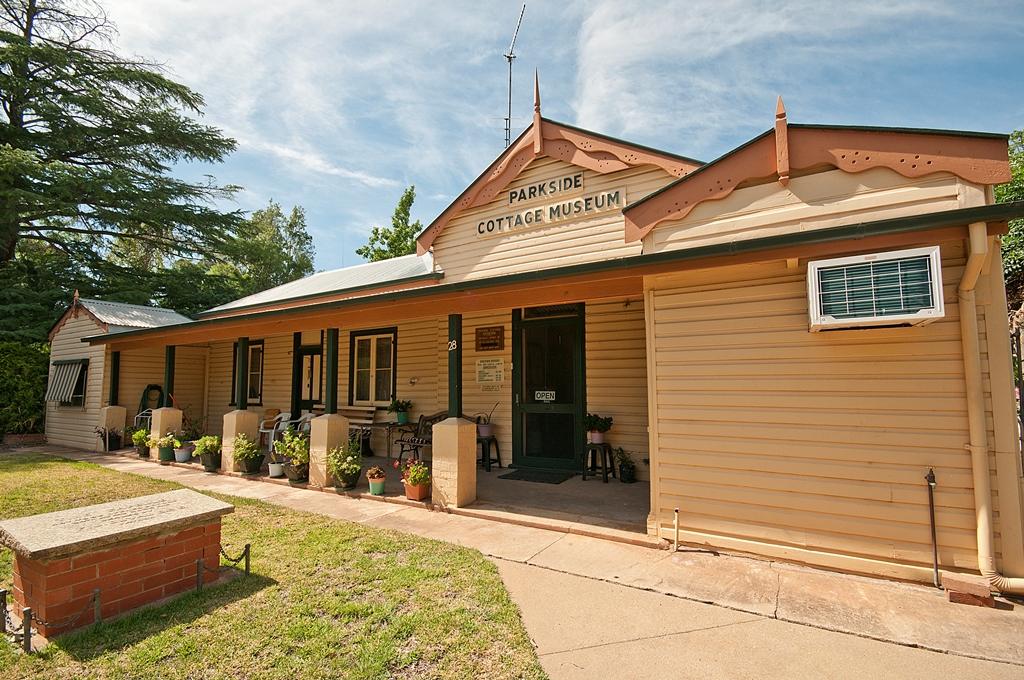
448, 339, 458, 351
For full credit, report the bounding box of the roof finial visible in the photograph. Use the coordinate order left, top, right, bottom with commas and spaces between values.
775, 96, 790, 186
73, 288, 80, 304
533, 69, 543, 154
534, 69, 541, 115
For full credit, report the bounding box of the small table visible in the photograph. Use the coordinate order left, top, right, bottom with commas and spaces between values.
373, 421, 416, 460
582, 442, 616, 483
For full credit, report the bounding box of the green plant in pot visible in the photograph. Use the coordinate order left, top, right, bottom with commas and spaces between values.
475, 402, 499, 437
276, 429, 310, 483
585, 413, 613, 444
615, 447, 637, 483
327, 436, 363, 491
130, 427, 150, 458
194, 435, 222, 472
233, 432, 264, 475
387, 398, 414, 425
147, 432, 181, 464
397, 457, 430, 501
94, 426, 123, 452
366, 465, 387, 495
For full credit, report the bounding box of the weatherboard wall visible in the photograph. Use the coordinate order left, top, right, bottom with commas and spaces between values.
44, 313, 108, 450
643, 237, 1020, 581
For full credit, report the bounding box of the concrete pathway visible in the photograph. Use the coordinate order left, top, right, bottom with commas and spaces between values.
30, 448, 1024, 676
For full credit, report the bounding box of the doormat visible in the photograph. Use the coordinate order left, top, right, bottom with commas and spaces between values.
497, 469, 575, 484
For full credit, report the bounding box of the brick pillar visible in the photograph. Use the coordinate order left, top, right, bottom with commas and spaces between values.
149, 407, 182, 457
430, 417, 476, 507
221, 410, 258, 472
309, 413, 350, 487
97, 405, 127, 450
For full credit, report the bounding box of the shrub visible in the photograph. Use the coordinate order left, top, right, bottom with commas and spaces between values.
130, 428, 149, 447
584, 413, 613, 433
327, 436, 362, 480
366, 465, 386, 480
147, 432, 181, 449
193, 435, 221, 457
0, 341, 49, 434
274, 429, 310, 466
398, 458, 430, 486
232, 432, 261, 461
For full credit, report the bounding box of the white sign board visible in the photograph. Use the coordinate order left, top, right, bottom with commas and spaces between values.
476, 358, 505, 383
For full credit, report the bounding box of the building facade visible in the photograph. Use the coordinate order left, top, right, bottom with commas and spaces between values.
47, 94, 1024, 592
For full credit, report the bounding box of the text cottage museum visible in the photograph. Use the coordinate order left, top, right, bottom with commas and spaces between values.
476, 172, 624, 237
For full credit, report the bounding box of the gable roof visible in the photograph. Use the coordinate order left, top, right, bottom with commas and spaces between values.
622, 98, 1011, 243
48, 295, 191, 341
414, 116, 703, 255
197, 253, 439, 318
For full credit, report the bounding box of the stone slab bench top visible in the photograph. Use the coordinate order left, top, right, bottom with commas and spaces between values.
0, 489, 234, 560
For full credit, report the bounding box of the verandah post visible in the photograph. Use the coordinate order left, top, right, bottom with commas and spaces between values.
236, 337, 249, 411
325, 328, 339, 414
163, 345, 176, 407
448, 314, 462, 418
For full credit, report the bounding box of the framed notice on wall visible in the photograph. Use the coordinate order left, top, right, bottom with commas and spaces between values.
475, 326, 504, 352
476, 358, 505, 384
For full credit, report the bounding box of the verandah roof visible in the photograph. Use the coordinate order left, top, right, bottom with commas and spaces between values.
80, 201, 1024, 351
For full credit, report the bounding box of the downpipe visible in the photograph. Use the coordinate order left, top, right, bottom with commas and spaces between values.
959, 221, 1024, 594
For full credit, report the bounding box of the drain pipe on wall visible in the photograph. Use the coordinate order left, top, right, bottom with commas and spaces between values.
958, 221, 1024, 594
925, 469, 939, 588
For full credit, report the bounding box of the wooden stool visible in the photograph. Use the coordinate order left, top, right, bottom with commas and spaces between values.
477, 435, 501, 471
582, 442, 615, 483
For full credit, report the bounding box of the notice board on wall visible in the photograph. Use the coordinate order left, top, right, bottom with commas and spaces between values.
475, 326, 504, 352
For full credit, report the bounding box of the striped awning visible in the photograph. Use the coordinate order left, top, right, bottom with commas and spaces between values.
45, 359, 87, 402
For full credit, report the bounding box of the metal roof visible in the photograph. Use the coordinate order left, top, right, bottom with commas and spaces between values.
78, 298, 192, 330
199, 253, 437, 316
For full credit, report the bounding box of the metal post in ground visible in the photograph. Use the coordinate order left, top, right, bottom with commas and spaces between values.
244, 544, 251, 576
93, 588, 101, 624
22, 608, 31, 654
196, 559, 204, 591
0, 589, 6, 636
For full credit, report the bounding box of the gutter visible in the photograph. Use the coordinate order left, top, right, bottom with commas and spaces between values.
958, 221, 1024, 594
83, 201, 1024, 346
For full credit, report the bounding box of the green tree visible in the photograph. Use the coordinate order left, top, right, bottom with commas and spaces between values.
218, 201, 315, 297
999, 130, 1024, 310
356, 186, 422, 262
0, 0, 241, 264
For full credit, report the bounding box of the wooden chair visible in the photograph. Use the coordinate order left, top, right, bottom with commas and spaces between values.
396, 410, 447, 463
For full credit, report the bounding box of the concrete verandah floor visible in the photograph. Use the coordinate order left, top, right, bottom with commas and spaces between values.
16, 446, 1024, 677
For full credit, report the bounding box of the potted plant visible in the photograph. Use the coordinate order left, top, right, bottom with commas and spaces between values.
387, 398, 414, 425
194, 435, 222, 472
131, 427, 150, 458
276, 429, 310, 483
327, 436, 363, 491
148, 432, 181, 464
267, 445, 286, 478
397, 458, 430, 501
233, 432, 264, 475
94, 426, 124, 451
173, 439, 195, 463
615, 447, 637, 483
475, 402, 499, 437
585, 413, 613, 444
366, 465, 387, 495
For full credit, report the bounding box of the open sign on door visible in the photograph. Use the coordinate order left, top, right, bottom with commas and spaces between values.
534, 390, 556, 402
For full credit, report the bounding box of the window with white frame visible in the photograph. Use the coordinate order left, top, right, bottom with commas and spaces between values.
350, 329, 395, 406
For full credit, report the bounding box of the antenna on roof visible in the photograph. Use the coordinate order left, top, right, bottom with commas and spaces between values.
504, 3, 526, 148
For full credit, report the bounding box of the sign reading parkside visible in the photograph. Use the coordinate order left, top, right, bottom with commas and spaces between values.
476, 172, 624, 238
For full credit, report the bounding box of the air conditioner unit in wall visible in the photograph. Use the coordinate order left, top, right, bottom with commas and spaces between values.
806, 245, 945, 332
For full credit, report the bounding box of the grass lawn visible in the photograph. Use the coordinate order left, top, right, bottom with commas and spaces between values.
0, 452, 546, 679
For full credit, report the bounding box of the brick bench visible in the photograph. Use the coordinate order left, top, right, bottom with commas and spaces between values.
0, 489, 233, 638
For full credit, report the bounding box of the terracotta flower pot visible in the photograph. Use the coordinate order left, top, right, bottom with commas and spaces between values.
404, 482, 430, 501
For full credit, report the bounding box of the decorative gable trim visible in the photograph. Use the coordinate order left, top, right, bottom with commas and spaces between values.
623, 101, 1010, 243
415, 118, 702, 255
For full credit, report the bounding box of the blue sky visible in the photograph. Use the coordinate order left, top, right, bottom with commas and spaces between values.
104, 0, 1024, 272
